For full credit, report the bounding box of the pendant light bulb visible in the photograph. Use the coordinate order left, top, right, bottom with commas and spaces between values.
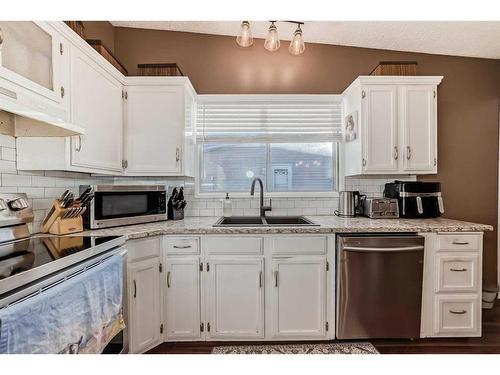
288, 24, 305, 55
264, 21, 280, 52
236, 21, 253, 48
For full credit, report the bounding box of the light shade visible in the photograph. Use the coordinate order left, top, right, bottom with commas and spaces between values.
236, 21, 253, 47
288, 26, 305, 55
264, 22, 280, 52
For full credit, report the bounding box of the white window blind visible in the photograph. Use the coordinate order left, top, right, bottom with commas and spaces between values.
196, 96, 342, 143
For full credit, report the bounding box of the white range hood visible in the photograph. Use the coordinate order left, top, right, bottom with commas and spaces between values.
0, 90, 84, 137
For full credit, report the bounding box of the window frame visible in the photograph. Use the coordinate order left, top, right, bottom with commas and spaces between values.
195, 94, 345, 199
195, 141, 344, 199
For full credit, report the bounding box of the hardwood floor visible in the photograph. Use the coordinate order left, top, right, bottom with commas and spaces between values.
147, 303, 500, 354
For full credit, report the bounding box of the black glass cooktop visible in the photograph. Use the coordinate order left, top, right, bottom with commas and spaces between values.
0, 236, 120, 280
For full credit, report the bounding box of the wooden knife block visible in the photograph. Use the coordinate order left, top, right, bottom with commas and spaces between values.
48, 217, 83, 235
40, 200, 84, 234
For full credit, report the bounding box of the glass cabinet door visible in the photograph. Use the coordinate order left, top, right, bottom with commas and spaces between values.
0, 21, 57, 96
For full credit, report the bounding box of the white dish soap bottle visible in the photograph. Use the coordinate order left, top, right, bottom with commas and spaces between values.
222, 192, 233, 217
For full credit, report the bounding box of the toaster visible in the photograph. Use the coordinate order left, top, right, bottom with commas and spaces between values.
361, 197, 399, 219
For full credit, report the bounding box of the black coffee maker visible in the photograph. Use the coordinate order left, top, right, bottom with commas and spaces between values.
383, 181, 444, 218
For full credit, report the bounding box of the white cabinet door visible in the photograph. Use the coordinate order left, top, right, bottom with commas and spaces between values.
165, 257, 202, 341
206, 258, 264, 340
400, 85, 437, 173
361, 85, 399, 173
124, 85, 183, 175
69, 45, 123, 172
270, 257, 327, 339
127, 257, 161, 353
0, 21, 63, 104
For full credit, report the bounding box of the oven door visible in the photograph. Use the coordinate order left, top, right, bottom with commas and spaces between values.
90, 189, 167, 229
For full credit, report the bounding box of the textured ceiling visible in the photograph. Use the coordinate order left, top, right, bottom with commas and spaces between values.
110, 21, 500, 59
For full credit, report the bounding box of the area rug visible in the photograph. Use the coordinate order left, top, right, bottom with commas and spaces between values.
211, 342, 379, 354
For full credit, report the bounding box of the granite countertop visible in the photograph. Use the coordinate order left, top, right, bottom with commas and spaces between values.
81, 216, 494, 240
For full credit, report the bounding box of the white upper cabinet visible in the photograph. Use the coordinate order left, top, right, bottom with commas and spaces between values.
400, 85, 437, 172
362, 85, 399, 173
123, 78, 196, 176
0, 21, 62, 104
342, 76, 442, 176
69, 44, 123, 172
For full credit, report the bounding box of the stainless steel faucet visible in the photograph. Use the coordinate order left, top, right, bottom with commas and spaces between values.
250, 177, 272, 217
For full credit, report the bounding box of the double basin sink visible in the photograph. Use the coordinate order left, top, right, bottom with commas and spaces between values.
213, 215, 318, 227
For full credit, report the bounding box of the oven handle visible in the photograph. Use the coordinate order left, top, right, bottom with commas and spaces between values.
343, 245, 424, 252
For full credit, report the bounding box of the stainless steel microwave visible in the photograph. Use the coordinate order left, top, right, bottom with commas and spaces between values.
80, 185, 168, 229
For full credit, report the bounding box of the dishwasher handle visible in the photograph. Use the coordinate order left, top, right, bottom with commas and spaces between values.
343, 245, 424, 252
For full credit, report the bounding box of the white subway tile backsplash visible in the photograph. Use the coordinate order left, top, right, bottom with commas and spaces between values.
1, 147, 16, 161
0, 135, 15, 148
2, 174, 31, 187
0, 160, 17, 173
32, 176, 57, 187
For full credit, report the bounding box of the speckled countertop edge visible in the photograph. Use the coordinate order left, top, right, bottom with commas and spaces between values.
79, 216, 494, 240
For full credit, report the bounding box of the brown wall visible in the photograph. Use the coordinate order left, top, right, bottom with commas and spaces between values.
82, 21, 115, 53
109, 26, 500, 284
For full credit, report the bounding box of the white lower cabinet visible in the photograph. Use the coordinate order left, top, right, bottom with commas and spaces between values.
165, 257, 202, 341
127, 257, 162, 353
206, 258, 265, 340
270, 257, 328, 339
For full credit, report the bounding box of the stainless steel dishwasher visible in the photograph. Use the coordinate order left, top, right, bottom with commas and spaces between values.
336, 234, 425, 339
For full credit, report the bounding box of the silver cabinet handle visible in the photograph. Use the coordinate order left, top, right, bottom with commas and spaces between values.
60, 86, 65, 98
75, 135, 82, 152
406, 146, 412, 160
173, 245, 192, 249
175, 147, 180, 162
362, 158, 367, 167
393, 146, 398, 160
452, 240, 469, 245
449, 309, 467, 315
450, 268, 467, 272
259, 271, 262, 288
167, 271, 171, 288
133, 280, 137, 298
274, 270, 279, 287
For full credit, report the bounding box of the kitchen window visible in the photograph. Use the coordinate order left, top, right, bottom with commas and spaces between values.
196, 95, 342, 196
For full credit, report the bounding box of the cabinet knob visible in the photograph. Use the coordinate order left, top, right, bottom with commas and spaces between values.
60, 86, 65, 98
406, 146, 412, 160
175, 147, 181, 162
361, 90, 366, 99
362, 158, 367, 167
75, 135, 82, 152
393, 146, 398, 160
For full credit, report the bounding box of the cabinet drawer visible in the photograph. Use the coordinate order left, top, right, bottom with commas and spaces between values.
204, 236, 263, 255
127, 237, 161, 263
272, 236, 327, 255
435, 295, 480, 336
436, 253, 479, 293
437, 234, 481, 252
164, 237, 200, 255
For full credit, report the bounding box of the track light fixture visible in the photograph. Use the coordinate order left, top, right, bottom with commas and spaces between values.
264, 21, 280, 52
288, 22, 305, 55
236, 20, 306, 55
236, 21, 253, 48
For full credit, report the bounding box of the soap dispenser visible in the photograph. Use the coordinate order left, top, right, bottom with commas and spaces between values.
222, 192, 233, 217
